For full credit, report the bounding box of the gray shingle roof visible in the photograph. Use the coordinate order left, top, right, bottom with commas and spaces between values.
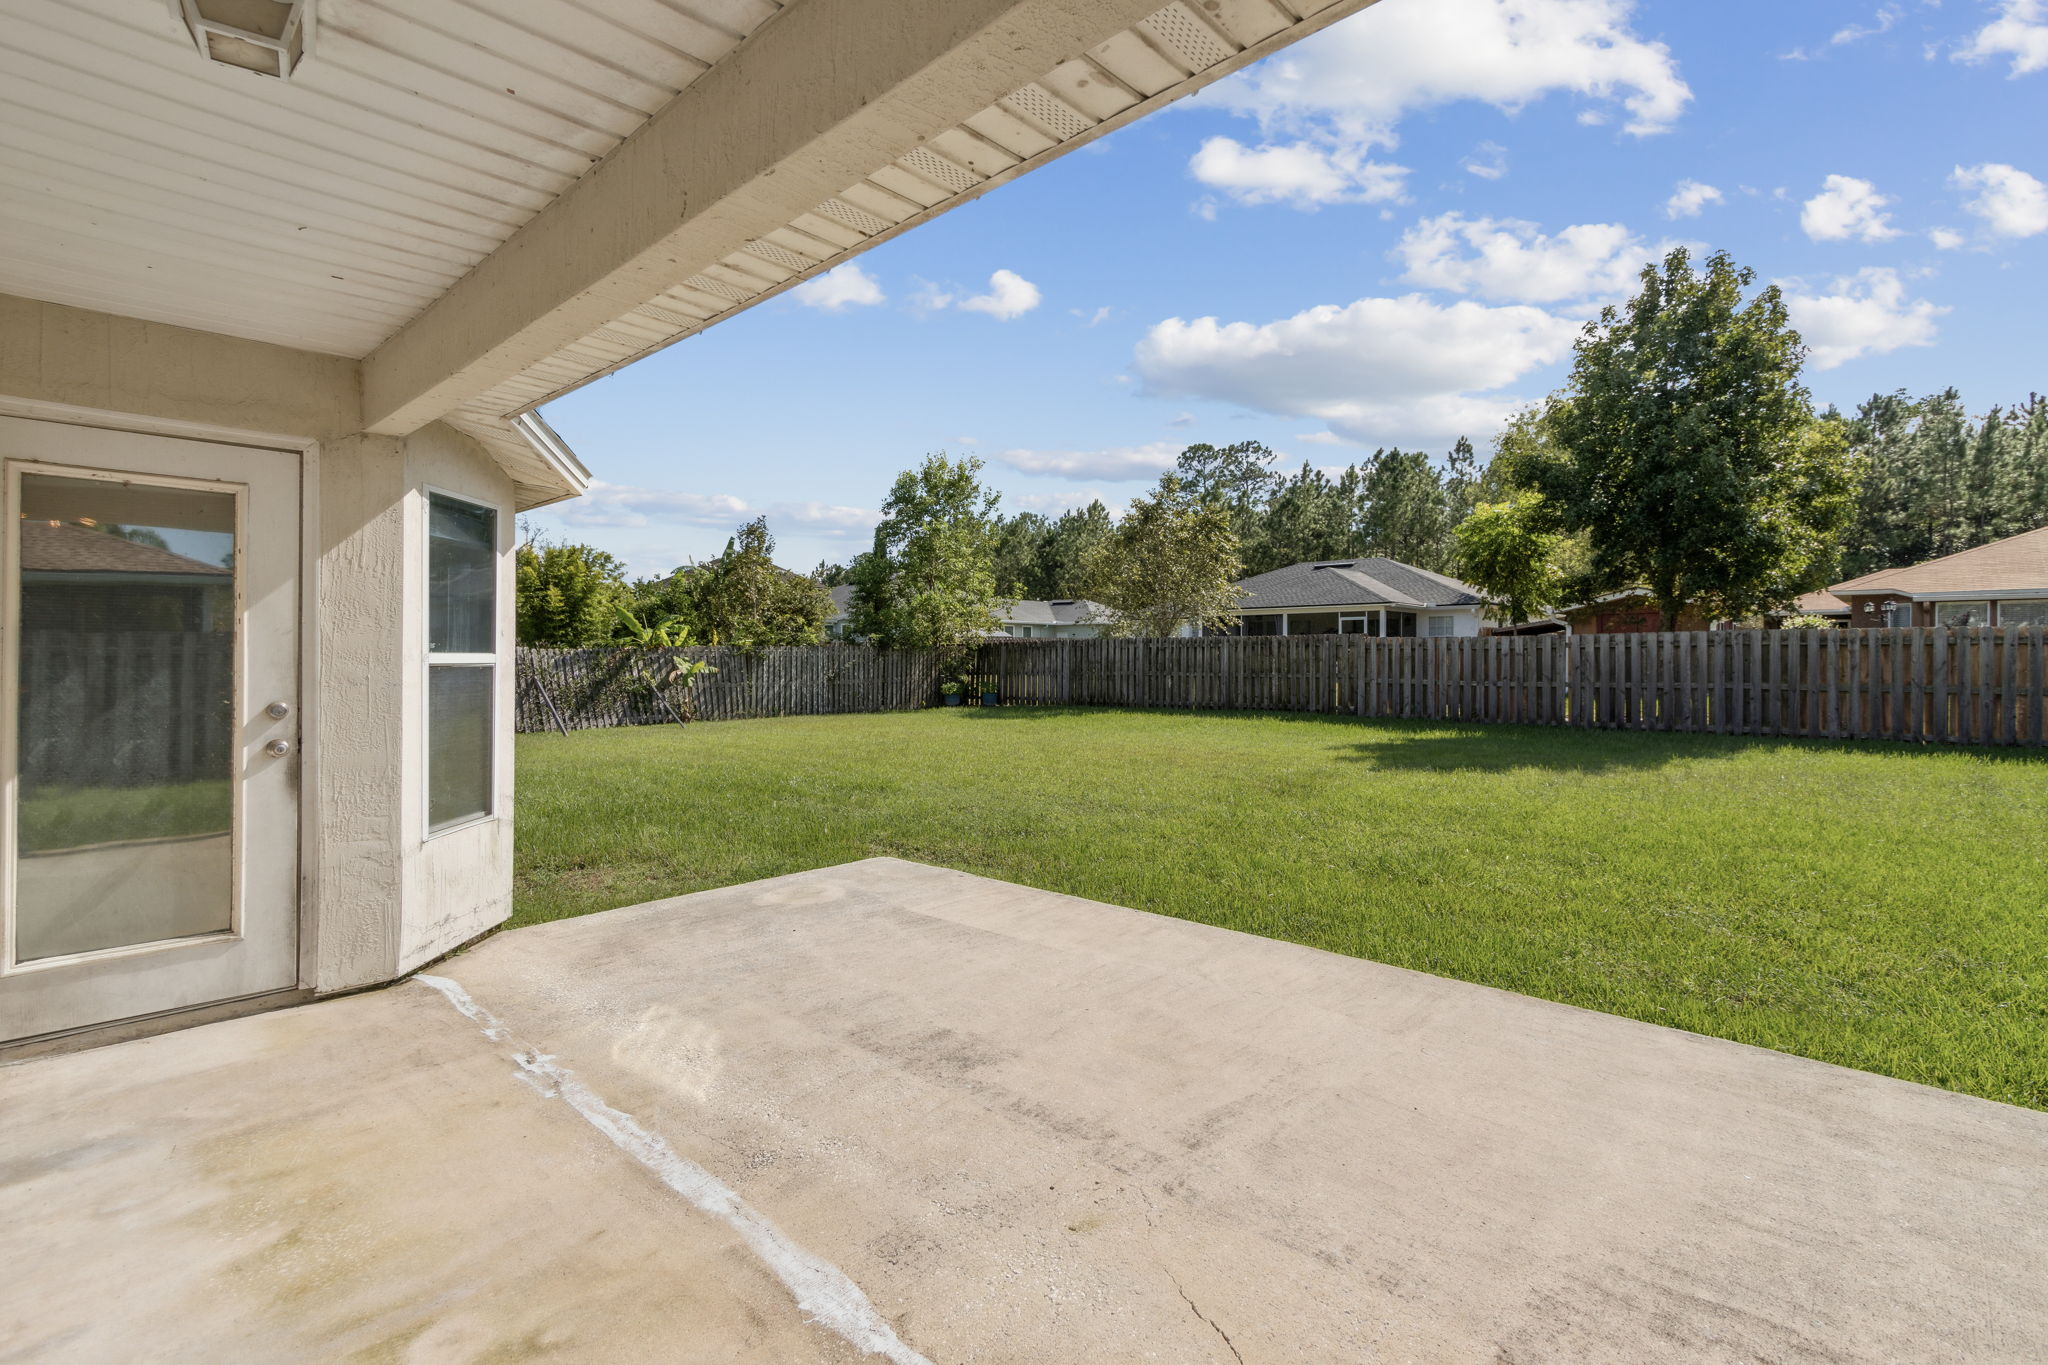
825, 587, 1104, 627
1233, 558, 1484, 611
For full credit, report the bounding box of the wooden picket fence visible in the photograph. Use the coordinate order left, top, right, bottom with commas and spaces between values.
516, 644, 945, 733
972, 629, 2048, 746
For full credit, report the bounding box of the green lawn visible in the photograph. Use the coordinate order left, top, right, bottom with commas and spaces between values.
515, 709, 2047, 1110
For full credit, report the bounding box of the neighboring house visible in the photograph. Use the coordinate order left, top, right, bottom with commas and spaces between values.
997, 598, 1109, 639
1779, 591, 1851, 625
825, 585, 1110, 639
1830, 525, 2048, 628
1558, 589, 1851, 634
0, 0, 1384, 1051
1225, 559, 1489, 638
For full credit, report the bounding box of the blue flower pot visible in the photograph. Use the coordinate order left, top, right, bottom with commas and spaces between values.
981, 691, 999, 707
943, 694, 963, 706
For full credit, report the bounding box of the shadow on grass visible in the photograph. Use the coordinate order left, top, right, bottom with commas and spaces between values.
955, 703, 2048, 774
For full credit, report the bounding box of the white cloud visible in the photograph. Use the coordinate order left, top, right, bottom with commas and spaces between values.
790, 263, 884, 311
1189, 136, 1408, 207
1072, 305, 1114, 326
1956, 0, 2048, 75
1800, 175, 1902, 242
1782, 268, 1946, 369
1004, 489, 1129, 516
1785, 5, 1903, 57
1953, 162, 2048, 237
994, 442, 1181, 481
1664, 179, 1724, 218
1134, 293, 1581, 447
1204, 0, 1691, 141
1462, 141, 1509, 180
1395, 212, 1658, 304
1929, 226, 1968, 250
1832, 5, 1903, 45
1191, 0, 1685, 214
559, 482, 876, 539
957, 269, 1042, 320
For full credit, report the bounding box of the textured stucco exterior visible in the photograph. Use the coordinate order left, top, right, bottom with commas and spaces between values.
0, 297, 523, 1031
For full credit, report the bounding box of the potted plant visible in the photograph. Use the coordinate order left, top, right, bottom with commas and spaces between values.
980, 683, 999, 707
939, 680, 964, 706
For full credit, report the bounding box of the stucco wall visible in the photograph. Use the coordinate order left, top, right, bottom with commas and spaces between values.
395, 424, 518, 974
1, 301, 521, 1000
311, 433, 409, 989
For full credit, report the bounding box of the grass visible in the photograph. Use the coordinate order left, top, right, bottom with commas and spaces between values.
515, 708, 2047, 1110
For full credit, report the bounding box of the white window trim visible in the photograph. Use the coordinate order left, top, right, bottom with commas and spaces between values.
423, 486, 501, 841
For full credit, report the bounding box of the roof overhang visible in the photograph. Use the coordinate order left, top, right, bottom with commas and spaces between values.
2, 0, 1382, 506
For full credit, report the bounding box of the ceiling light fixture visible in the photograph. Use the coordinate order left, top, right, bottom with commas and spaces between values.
175, 0, 313, 79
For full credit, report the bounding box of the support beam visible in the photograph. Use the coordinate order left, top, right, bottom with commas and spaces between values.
360, 0, 1168, 435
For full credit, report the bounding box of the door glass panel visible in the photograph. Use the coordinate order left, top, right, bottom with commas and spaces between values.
14, 474, 237, 961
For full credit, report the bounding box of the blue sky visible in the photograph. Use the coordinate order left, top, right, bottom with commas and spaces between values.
532, 0, 2048, 577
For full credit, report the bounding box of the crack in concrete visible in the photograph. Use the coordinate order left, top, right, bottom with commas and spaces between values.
1170, 1273, 1245, 1365
416, 975, 933, 1365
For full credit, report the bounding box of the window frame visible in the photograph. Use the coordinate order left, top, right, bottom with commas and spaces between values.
1996, 599, 2048, 628
1426, 614, 1455, 638
423, 486, 501, 841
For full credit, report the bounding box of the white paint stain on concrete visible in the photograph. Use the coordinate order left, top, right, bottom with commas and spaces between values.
416, 974, 935, 1365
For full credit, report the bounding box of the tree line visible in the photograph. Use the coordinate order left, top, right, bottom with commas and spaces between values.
520, 247, 2048, 647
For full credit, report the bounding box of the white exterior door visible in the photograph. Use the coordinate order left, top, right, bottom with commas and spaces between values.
0, 418, 300, 1044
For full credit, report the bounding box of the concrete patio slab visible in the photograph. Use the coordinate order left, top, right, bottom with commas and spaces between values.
3, 858, 2044, 1363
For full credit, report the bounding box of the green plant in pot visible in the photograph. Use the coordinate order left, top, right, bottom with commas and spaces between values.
939, 680, 964, 706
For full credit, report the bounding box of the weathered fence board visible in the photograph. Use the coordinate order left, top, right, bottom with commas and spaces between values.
516, 645, 945, 733
972, 628, 2047, 747
516, 631, 2046, 746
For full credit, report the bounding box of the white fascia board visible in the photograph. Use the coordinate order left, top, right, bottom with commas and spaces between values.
511, 410, 591, 503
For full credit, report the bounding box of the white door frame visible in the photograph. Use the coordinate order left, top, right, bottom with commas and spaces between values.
0, 409, 316, 1045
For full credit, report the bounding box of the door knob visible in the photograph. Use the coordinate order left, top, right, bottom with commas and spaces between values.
265, 739, 292, 758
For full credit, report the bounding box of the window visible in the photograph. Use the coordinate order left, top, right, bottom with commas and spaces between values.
1882, 601, 1916, 628
1935, 601, 1990, 628
1427, 615, 1455, 638
1999, 600, 2048, 627
426, 492, 497, 833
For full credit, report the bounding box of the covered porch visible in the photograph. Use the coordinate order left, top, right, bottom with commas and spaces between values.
0, 0, 1378, 1051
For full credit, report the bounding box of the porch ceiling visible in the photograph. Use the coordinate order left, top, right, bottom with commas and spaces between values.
0, 0, 1374, 446
0, 0, 784, 359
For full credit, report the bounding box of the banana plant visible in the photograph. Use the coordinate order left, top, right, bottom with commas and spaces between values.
614, 605, 717, 720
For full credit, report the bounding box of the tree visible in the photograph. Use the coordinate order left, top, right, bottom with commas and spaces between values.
1837, 389, 2048, 577
516, 535, 627, 646
848, 454, 1003, 649
1453, 498, 1564, 624
811, 559, 853, 587
990, 512, 1054, 598
1082, 475, 1243, 636
1175, 440, 1280, 549
663, 516, 833, 646
1518, 248, 1859, 628
1247, 462, 1362, 575
1358, 447, 1456, 570
1038, 501, 1116, 598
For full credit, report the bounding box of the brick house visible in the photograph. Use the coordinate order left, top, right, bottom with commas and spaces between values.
1830, 526, 2048, 629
